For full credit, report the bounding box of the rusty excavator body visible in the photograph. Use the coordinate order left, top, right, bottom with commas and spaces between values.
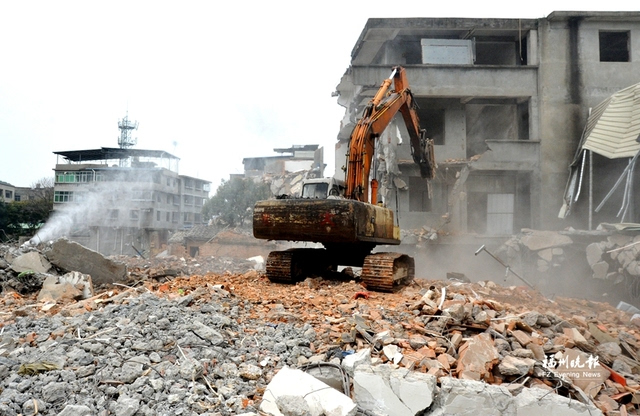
253, 66, 436, 292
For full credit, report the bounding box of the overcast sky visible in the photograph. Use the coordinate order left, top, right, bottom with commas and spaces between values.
1, 1, 636, 192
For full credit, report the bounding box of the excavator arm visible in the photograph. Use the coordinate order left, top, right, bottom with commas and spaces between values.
346, 66, 436, 203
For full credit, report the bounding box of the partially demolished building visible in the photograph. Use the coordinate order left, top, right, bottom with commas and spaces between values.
334, 12, 640, 236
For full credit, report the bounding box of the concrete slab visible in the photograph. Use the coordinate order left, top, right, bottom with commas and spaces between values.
341, 348, 371, 376
10, 251, 51, 274
260, 366, 356, 416
353, 364, 436, 416
432, 377, 516, 416
515, 386, 603, 416
519, 230, 573, 251
44, 238, 127, 286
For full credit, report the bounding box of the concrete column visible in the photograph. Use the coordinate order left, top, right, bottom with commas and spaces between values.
528, 29, 539, 66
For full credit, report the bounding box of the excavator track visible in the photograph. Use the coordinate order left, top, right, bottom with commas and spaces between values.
265, 250, 297, 283
265, 249, 331, 284
361, 253, 415, 292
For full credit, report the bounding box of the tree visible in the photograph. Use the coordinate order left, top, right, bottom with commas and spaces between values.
203, 177, 271, 227
30, 177, 54, 202
0, 177, 54, 241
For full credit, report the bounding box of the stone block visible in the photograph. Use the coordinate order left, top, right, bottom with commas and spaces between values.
586, 243, 604, 267
498, 355, 535, 376
510, 330, 532, 346
37, 271, 94, 303
591, 261, 609, 279
457, 333, 499, 379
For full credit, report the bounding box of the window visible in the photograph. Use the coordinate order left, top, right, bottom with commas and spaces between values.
108, 209, 119, 220
172, 212, 179, 223
55, 171, 96, 183
302, 182, 329, 199
600, 31, 630, 62
419, 108, 445, 145
54, 191, 73, 203
5, 190, 13, 199
129, 210, 139, 220
132, 191, 152, 201
487, 193, 514, 234
166, 212, 170, 221
421, 39, 474, 64
157, 210, 161, 221
409, 176, 431, 212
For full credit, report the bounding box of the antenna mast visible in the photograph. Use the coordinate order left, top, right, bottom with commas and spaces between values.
118, 112, 138, 149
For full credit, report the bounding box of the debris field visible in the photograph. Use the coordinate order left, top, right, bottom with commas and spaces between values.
1, 240, 640, 415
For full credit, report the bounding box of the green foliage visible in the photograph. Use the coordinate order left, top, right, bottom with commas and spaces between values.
203, 177, 271, 227
0, 178, 53, 241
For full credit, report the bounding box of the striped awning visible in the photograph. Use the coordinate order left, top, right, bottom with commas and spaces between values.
582, 83, 640, 159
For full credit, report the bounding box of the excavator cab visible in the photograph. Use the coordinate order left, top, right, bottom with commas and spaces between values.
301, 177, 346, 199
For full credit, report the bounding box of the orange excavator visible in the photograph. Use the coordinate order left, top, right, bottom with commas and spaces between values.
253, 66, 435, 292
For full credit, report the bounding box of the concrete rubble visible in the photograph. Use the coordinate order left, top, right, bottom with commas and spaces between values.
1, 238, 640, 414
44, 238, 127, 285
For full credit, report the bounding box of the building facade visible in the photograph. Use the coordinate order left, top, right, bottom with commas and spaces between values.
334, 12, 640, 236
242, 144, 325, 179
52, 147, 210, 256
0, 181, 16, 203
0, 181, 44, 203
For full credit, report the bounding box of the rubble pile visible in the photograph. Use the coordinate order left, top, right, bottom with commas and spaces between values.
1, 240, 640, 414
586, 232, 640, 291
262, 171, 309, 197
123, 254, 260, 282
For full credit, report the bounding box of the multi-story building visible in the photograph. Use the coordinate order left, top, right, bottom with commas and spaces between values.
334, 12, 640, 237
52, 147, 210, 256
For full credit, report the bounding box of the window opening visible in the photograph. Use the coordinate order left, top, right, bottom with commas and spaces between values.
600, 31, 630, 62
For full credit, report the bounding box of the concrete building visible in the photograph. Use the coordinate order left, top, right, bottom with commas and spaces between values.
243, 144, 325, 196
52, 147, 210, 256
242, 144, 325, 179
0, 181, 41, 203
334, 12, 640, 236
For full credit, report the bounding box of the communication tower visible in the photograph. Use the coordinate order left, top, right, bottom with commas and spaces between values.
117, 113, 138, 149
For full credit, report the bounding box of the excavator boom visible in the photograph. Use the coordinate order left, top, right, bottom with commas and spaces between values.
346, 66, 436, 202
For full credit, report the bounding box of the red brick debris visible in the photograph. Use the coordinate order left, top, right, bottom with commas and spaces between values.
2, 261, 640, 414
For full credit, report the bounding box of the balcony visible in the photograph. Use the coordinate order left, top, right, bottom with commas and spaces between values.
349, 65, 538, 99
